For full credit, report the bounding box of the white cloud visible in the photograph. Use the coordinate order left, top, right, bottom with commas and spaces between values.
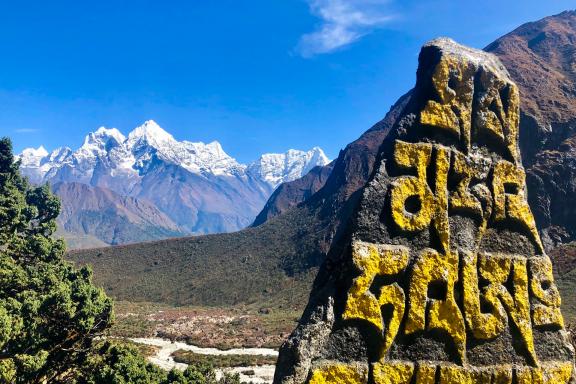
14, 128, 40, 133
297, 0, 394, 57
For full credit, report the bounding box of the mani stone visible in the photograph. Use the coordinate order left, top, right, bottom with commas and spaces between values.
273, 38, 575, 384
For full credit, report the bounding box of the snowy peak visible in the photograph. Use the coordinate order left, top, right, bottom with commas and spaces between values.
93, 127, 126, 144
48, 147, 72, 163
17, 121, 329, 190
177, 140, 243, 176
16, 121, 331, 242
248, 147, 330, 189
17, 146, 49, 167
127, 120, 175, 147
81, 127, 126, 154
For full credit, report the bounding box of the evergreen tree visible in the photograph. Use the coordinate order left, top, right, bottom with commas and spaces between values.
0, 137, 113, 383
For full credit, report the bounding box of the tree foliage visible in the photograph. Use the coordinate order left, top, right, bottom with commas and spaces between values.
79, 342, 241, 384
0, 137, 113, 382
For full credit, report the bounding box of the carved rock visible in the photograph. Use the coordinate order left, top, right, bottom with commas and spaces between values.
274, 38, 575, 384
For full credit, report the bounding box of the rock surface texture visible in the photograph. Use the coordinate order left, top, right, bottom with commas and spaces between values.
274, 39, 575, 384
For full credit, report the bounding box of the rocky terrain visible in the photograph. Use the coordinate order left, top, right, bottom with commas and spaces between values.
18, 120, 329, 247
485, 10, 576, 248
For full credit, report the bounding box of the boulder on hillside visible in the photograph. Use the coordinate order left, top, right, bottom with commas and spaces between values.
274, 38, 574, 384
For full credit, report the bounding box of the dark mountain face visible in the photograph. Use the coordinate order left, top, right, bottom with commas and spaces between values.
53, 182, 184, 246
255, 10, 576, 250
485, 10, 576, 131
253, 92, 411, 236
252, 164, 334, 227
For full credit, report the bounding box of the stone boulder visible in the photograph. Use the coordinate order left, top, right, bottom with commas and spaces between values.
274, 38, 575, 384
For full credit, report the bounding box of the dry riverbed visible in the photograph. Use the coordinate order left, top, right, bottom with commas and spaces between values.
110, 302, 300, 383
130, 337, 277, 384
111, 301, 300, 350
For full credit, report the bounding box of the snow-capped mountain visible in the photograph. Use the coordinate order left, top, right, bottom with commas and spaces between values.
247, 147, 329, 189
17, 120, 330, 247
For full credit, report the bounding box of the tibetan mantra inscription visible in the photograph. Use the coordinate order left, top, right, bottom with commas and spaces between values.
273, 39, 575, 384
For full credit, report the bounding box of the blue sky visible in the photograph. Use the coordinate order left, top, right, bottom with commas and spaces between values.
2, 1, 574, 163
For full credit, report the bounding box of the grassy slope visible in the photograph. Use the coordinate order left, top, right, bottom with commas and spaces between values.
67, 206, 323, 309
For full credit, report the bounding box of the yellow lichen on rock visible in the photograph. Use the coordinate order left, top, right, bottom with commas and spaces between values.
492, 160, 544, 253
461, 251, 507, 339
405, 249, 466, 364
449, 151, 482, 217
372, 361, 414, 384
308, 364, 368, 384
480, 254, 538, 365
420, 56, 474, 149
529, 256, 564, 328
391, 141, 434, 232
343, 241, 410, 357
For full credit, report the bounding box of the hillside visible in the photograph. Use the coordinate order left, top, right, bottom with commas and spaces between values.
68, 205, 323, 308
70, 10, 576, 311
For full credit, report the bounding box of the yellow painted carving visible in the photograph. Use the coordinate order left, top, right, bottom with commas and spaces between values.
391, 141, 434, 232
405, 249, 466, 364
474, 70, 520, 161
420, 56, 474, 149
480, 254, 538, 366
492, 365, 513, 384
505, 85, 521, 162
540, 361, 573, 383
515, 366, 534, 384
372, 361, 415, 384
492, 160, 544, 253
461, 251, 507, 339
529, 256, 564, 328
391, 141, 451, 254
449, 151, 482, 217
308, 364, 367, 384
439, 365, 491, 383
362, 361, 570, 384
433, 146, 451, 253
414, 363, 436, 384
343, 241, 410, 357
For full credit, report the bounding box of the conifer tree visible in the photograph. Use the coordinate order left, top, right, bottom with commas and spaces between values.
0, 137, 113, 383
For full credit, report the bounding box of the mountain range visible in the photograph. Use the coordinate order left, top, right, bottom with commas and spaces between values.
68, 10, 576, 316
17, 120, 329, 248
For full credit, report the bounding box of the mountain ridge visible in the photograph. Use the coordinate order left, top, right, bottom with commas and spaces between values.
17, 120, 330, 247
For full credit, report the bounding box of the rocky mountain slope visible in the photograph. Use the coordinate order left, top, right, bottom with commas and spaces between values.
18, 120, 329, 247
53, 182, 182, 245
255, 10, 576, 250
484, 10, 576, 247
69, 11, 576, 309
